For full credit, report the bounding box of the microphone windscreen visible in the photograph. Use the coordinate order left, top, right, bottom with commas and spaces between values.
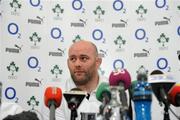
44, 87, 62, 108
63, 89, 86, 110
109, 68, 131, 89
150, 69, 163, 75
96, 82, 111, 102
168, 83, 180, 106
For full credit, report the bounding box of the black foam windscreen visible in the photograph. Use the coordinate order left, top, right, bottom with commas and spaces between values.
150, 69, 163, 75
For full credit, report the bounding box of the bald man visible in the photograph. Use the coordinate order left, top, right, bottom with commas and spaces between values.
42, 40, 108, 120
67, 40, 102, 93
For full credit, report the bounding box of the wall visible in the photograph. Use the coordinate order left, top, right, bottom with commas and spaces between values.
0, 0, 180, 119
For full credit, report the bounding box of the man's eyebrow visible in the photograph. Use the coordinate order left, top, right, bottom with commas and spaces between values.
80, 54, 88, 57
69, 55, 76, 57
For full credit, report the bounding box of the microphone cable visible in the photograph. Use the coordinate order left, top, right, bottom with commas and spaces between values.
169, 107, 180, 120
128, 89, 133, 120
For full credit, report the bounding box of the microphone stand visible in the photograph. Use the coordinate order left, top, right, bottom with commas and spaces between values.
119, 103, 131, 120
71, 109, 78, 120
119, 82, 130, 120
49, 101, 56, 120
164, 104, 170, 120
97, 94, 112, 120
160, 87, 170, 120
120, 107, 130, 120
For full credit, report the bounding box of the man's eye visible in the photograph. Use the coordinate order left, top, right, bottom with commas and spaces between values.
80, 57, 88, 61
70, 57, 76, 62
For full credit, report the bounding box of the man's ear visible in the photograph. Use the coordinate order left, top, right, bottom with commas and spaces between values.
96, 57, 102, 67
67, 58, 70, 68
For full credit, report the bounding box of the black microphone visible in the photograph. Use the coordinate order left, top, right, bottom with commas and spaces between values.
63, 88, 86, 120
149, 70, 176, 106
149, 70, 176, 120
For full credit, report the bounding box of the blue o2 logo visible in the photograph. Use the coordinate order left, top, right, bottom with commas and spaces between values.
29, 0, 40, 7
113, 0, 123, 11
177, 26, 180, 36
72, 0, 83, 10
8, 23, 19, 35
155, 0, 166, 8
113, 59, 124, 70
92, 29, 103, 41
135, 28, 146, 40
5, 87, 16, 100
157, 57, 168, 70
28, 56, 39, 69
51, 27, 62, 39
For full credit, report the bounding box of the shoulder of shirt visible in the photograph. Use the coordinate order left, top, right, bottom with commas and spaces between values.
99, 75, 109, 83
1, 102, 24, 119
93, 75, 109, 92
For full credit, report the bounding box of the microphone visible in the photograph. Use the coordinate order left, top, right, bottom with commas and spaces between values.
96, 82, 111, 103
109, 68, 131, 89
149, 70, 176, 120
96, 82, 112, 119
131, 66, 152, 120
109, 68, 131, 120
44, 87, 62, 120
168, 83, 180, 107
63, 88, 86, 120
148, 70, 176, 106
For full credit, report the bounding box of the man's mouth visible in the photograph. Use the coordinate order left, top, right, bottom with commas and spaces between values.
75, 71, 84, 73
74, 71, 85, 75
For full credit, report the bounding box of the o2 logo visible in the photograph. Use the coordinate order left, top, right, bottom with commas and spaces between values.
113, 59, 124, 70
177, 26, 180, 36
7, 22, 21, 39
51, 27, 64, 42
92, 29, 105, 43
27, 56, 41, 72
135, 28, 148, 42
72, 0, 85, 13
156, 57, 170, 72
5, 87, 19, 103
113, 0, 126, 13
155, 0, 169, 10
72, 0, 83, 11
29, 0, 43, 10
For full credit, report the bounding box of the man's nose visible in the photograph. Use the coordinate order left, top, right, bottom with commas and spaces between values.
74, 59, 82, 67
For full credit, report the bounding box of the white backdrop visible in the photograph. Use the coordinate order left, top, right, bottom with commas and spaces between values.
0, 0, 180, 120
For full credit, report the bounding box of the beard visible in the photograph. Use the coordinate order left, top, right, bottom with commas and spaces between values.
71, 72, 92, 86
